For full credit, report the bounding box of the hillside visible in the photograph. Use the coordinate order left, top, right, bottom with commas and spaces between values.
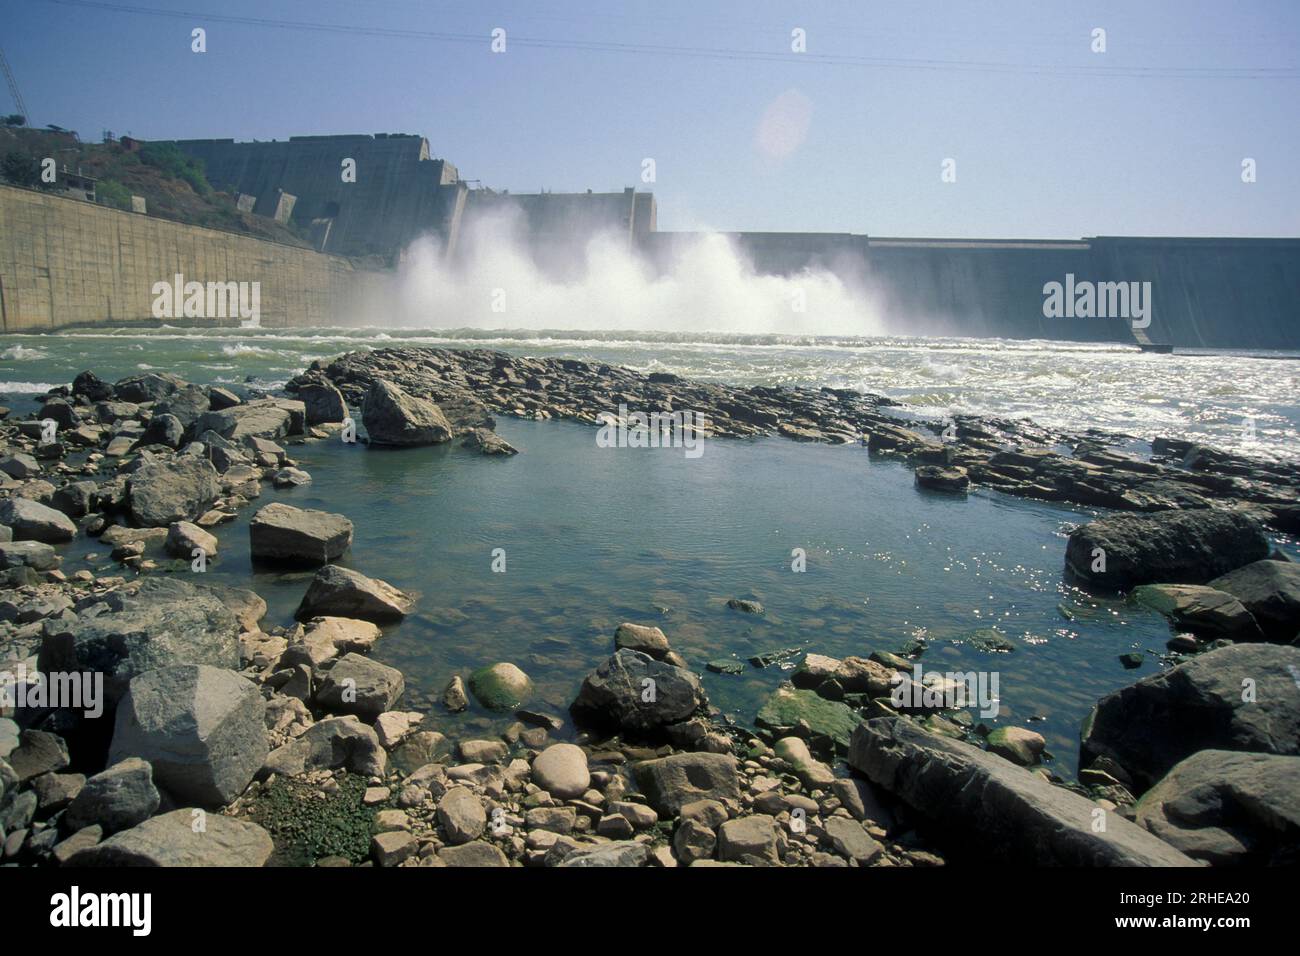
0, 127, 311, 248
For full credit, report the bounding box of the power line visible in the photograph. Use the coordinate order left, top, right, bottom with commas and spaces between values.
34, 0, 1300, 80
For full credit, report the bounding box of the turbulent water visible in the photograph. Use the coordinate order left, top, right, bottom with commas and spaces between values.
3, 326, 1298, 781
3, 326, 1300, 459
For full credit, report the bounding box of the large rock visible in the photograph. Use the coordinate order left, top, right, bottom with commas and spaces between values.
193, 400, 294, 441
249, 502, 353, 565
849, 716, 1194, 865
66, 809, 273, 866
362, 380, 453, 446
114, 372, 184, 404
1064, 509, 1270, 589
0, 539, 59, 570
1081, 643, 1300, 790
1208, 560, 1300, 643
110, 665, 267, 807
1134, 750, 1300, 866
570, 649, 704, 734
467, 662, 533, 711
0, 497, 76, 543
531, 743, 590, 799
262, 715, 386, 778
1130, 584, 1264, 640
634, 752, 740, 816
153, 385, 210, 428
295, 565, 413, 623
63, 758, 161, 834
755, 683, 862, 754
296, 381, 349, 425
614, 622, 671, 660
557, 841, 648, 867
315, 653, 405, 719
437, 786, 486, 844
718, 816, 779, 866
40, 578, 240, 702
127, 457, 221, 526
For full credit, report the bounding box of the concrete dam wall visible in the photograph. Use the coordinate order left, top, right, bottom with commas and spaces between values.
0, 184, 388, 332
643, 232, 1299, 349
2, 180, 1295, 349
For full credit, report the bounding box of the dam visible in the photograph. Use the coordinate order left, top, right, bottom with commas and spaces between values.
0, 131, 1296, 348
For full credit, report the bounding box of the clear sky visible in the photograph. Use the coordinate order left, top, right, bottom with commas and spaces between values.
5, 0, 1298, 238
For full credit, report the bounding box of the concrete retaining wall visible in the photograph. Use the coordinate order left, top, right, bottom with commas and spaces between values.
0, 183, 389, 332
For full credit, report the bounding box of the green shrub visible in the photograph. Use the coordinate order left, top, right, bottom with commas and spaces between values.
96, 178, 132, 210
139, 140, 211, 195
0, 150, 37, 186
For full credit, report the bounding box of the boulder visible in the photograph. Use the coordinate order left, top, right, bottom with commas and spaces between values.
297, 381, 349, 425
110, 665, 267, 807
315, 653, 405, 719
718, 816, 779, 866
986, 726, 1046, 766
634, 752, 740, 816
1134, 750, 1300, 866
66, 809, 272, 866
436, 786, 486, 844
262, 715, 386, 778
192, 401, 293, 441
1064, 509, 1269, 589
126, 458, 221, 526
40, 578, 240, 702
0, 453, 42, 479
51, 480, 97, 518
0, 540, 59, 570
63, 758, 161, 834
467, 662, 533, 711
249, 502, 353, 565
557, 841, 648, 867
755, 683, 862, 754
848, 716, 1194, 865
138, 412, 184, 448
823, 816, 884, 864
915, 464, 970, 493
72, 370, 114, 402
153, 385, 210, 428
1130, 584, 1265, 640
773, 736, 835, 788
1208, 560, 1300, 643
1081, 643, 1300, 790
113, 372, 185, 404
531, 743, 590, 799
461, 427, 517, 456
570, 649, 704, 734
614, 622, 672, 660
438, 842, 509, 867
199, 584, 266, 632
362, 380, 453, 446
166, 520, 218, 559
7, 730, 69, 782
0, 497, 76, 543
295, 565, 413, 623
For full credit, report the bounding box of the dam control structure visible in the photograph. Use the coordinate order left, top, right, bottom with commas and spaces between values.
0, 131, 1296, 348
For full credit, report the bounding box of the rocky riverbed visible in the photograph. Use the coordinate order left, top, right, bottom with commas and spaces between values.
0, 351, 1297, 868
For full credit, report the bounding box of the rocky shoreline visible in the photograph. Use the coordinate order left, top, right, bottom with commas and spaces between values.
0, 349, 1297, 868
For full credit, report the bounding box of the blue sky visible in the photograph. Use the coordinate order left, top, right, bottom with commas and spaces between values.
6, 0, 1298, 237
